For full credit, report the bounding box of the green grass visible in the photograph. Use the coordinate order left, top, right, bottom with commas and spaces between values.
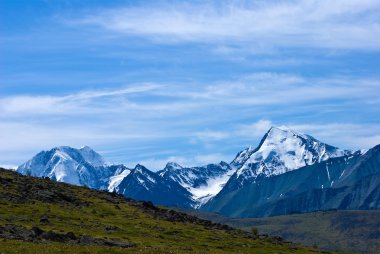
176, 208, 380, 253
0, 168, 327, 254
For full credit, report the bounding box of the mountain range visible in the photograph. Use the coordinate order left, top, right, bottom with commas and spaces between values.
16, 126, 380, 217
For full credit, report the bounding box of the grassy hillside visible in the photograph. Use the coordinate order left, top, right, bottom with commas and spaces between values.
176, 208, 380, 253
0, 168, 326, 254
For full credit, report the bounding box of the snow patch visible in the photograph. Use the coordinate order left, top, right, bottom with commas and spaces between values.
108, 169, 131, 192
190, 167, 236, 206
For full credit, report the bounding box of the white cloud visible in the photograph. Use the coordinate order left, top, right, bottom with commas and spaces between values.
194, 131, 230, 142
158, 73, 379, 103
2, 73, 379, 118
0, 83, 162, 115
236, 120, 273, 138
72, 0, 380, 50
1, 73, 379, 166
0, 120, 172, 165
286, 123, 380, 149
193, 153, 228, 165
69, 83, 162, 100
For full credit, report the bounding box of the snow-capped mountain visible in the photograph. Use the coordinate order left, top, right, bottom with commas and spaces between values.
17, 146, 115, 189
201, 147, 377, 217
16, 126, 379, 216
115, 164, 195, 208
78, 146, 107, 167
158, 161, 234, 206
16, 147, 195, 207
225, 126, 352, 190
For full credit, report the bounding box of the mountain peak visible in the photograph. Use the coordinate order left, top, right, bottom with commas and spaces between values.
266, 126, 304, 140
134, 164, 149, 173
134, 163, 144, 169
269, 125, 292, 131
165, 162, 183, 170
268, 125, 289, 131
77, 146, 106, 167
230, 127, 350, 184
79, 145, 94, 151
16, 145, 109, 189
158, 162, 183, 177
54, 146, 73, 152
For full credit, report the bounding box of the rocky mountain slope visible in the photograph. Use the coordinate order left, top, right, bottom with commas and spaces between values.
201, 146, 379, 217
114, 164, 195, 208
158, 161, 234, 206
224, 126, 351, 192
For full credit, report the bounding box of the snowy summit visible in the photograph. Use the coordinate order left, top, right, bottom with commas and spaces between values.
229, 126, 352, 186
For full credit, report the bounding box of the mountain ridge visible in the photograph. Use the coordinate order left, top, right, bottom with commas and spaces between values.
15, 126, 379, 218
201, 147, 378, 217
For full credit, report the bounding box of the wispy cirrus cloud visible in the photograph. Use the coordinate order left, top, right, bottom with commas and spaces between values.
1, 73, 379, 166
71, 0, 380, 51
0, 83, 162, 115
2, 73, 379, 117
2, 1, 379, 170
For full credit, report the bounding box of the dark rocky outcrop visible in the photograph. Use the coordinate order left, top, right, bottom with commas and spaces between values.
0, 224, 132, 248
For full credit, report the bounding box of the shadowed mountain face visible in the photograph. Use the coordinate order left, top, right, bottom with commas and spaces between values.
201, 146, 380, 217
15, 127, 380, 218
115, 164, 195, 208
157, 161, 234, 206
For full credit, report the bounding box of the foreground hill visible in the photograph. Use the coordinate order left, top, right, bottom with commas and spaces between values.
177, 209, 380, 253
0, 168, 323, 254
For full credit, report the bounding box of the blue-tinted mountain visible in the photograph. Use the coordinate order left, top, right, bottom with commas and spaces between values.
16, 146, 115, 189
115, 164, 195, 208
106, 164, 132, 192
201, 146, 378, 217
157, 161, 234, 206
16, 147, 195, 208
15, 127, 380, 217
225, 126, 351, 192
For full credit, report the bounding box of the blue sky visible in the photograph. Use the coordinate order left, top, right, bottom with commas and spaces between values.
1, 0, 380, 170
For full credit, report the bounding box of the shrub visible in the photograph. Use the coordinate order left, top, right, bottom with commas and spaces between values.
251, 226, 259, 236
